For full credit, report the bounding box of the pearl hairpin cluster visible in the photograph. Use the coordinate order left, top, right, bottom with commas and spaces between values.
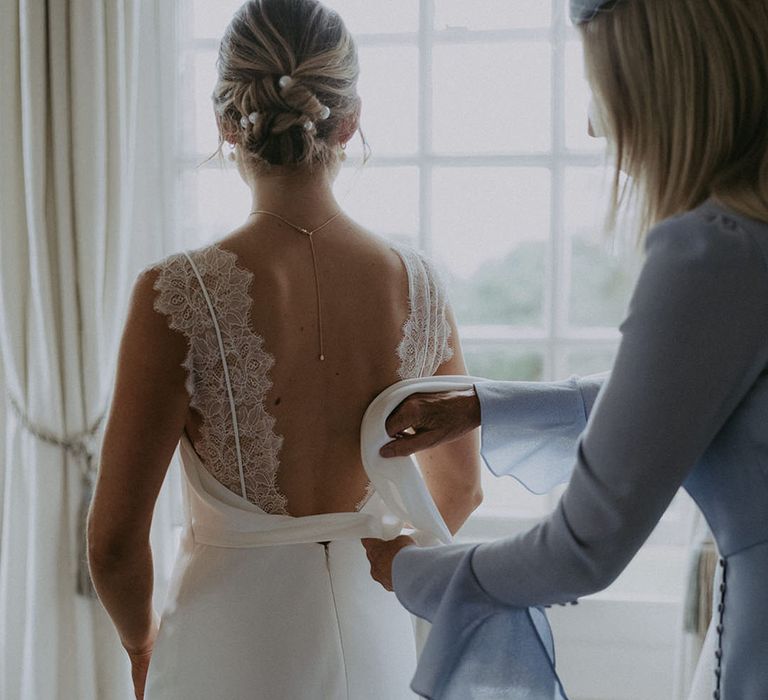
238, 75, 332, 134
239, 111, 259, 128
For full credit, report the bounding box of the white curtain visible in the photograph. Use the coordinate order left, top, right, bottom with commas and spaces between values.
0, 1, 179, 698
0, 364, 5, 542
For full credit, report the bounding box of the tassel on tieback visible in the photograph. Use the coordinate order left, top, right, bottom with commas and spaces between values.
8, 395, 104, 598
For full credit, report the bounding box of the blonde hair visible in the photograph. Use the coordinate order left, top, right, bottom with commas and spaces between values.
211, 0, 365, 171
581, 0, 768, 237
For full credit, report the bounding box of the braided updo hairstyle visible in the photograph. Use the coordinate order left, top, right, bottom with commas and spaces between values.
213, 0, 364, 171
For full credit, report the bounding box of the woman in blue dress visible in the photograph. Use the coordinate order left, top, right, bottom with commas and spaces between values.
363, 0, 768, 698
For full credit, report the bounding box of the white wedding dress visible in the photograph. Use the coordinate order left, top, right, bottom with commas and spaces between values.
143, 242, 454, 700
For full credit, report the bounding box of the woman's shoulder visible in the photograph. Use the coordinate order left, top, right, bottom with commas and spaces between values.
645, 200, 768, 277
141, 241, 228, 277
387, 239, 435, 265
387, 240, 451, 291
134, 242, 247, 336
629, 201, 768, 336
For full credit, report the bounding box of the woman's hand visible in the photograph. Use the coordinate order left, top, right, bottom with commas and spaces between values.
379, 388, 481, 458
361, 535, 416, 591
123, 611, 160, 700
127, 647, 153, 700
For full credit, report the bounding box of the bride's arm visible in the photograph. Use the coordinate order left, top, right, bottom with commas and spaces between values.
414, 307, 483, 535
87, 267, 189, 654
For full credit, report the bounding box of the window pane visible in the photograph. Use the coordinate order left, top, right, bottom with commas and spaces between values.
433, 167, 550, 327
565, 167, 640, 327
188, 0, 243, 40
353, 46, 418, 158
478, 474, 553, 517
434, 0, 552, 30
564, 347, 617, 377
181, 50, 219, 158
326, 0, 418, 34
187, 0, 419, 40
565, 40, 605, 153
464, 345, 544, 381
432, 43, 551, 154
179, 167, 252, 244
335, 166, 419, 242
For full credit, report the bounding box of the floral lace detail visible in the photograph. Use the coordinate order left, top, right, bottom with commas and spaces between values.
392, 245, 454, 379
149, 243, 452, 516
151, 245, 288, 515
351, 246, 454, 511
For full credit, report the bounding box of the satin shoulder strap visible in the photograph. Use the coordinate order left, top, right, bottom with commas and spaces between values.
183, 251, 248, 500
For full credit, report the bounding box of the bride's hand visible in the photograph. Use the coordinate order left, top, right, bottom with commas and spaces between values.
361, 535, 416, 591
378, 389, 481, 458
124, 611, 160, 700
127, 647, 153, 700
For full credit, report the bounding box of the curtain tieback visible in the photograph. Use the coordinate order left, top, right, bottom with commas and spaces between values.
7, 394, 105, 599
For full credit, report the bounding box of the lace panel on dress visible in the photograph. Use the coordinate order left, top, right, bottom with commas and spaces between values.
353, 246, 454, 511
150, 243, 453, 515
151, 246, 289, 515
393, 245, 454, 379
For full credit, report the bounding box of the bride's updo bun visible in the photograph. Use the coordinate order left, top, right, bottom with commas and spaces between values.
213, 0, 362, 170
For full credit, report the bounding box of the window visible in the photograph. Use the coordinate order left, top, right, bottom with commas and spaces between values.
172, 2, 690, 696
174, 0, 643, 512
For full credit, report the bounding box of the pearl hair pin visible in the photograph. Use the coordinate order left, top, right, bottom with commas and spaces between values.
278, 74, 330, 124
241, 111, 259, 129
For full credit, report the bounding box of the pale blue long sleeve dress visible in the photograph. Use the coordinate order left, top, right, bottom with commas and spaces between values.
392, 199, 768, 699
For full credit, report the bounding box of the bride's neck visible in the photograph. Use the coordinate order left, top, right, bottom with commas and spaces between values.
248, 168, 341, 224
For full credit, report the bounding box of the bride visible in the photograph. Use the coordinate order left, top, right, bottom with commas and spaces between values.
85, 1, 482, 698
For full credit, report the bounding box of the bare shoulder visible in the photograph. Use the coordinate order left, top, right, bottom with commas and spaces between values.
129, 259, 179, 331
118, 262, 190, 389
328, 221, 413, 282
358, 228, 422, 277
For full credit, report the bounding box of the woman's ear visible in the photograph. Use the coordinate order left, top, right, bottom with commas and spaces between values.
215, 110, 238, 145
337, 97, 362, 146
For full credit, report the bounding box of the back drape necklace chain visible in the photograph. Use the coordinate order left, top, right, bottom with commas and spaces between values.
249, 208, 342, 361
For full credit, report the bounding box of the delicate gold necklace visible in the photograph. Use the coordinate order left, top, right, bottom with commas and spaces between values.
250, 209, 342, 362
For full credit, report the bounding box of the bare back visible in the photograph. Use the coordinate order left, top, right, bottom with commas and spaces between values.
151, 218, 454, 517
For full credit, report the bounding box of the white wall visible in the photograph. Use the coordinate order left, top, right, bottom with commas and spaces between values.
550, 598, 681, 700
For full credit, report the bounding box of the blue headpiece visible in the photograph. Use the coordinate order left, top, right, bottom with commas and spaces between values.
570, 0, 626, 25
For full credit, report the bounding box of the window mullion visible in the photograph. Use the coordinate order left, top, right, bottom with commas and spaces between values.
418, 0, 435, 254
548, 0, 569, 514
549, 0, 569, 384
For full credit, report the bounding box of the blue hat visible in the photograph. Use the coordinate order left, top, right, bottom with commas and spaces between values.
570, 0, 625, 25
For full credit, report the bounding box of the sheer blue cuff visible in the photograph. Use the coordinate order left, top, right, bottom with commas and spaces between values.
475, 375, 606, 493
393, 544, 568, 699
